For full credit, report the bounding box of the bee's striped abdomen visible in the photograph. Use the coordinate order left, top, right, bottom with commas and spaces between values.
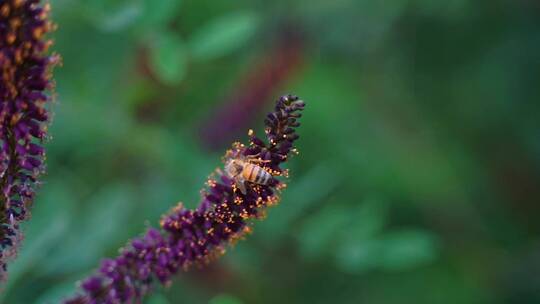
255, 166, 271, 185
242, 163, 271, 185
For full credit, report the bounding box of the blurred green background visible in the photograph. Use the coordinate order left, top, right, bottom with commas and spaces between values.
3, 0, 540, 303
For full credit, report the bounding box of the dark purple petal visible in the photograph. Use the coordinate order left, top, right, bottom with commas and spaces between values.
81, 277, 103, 293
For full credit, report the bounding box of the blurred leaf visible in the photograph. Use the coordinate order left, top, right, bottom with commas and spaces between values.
334, 239, 381, 274
209, 294, 244, 304
335, 229, 439, 274
377, 229, 439, 271
188, 11, 259, 61
142, 0, 182, 27
257, 163, 341, 241
34, 280, 78, 304
149, 31, 187, 85
100, 3, 142, 32
38, 184, 136, 275
349, 196, 389, 239
296, 204, 350, 260
85, 0, 143, 32
332, 198, 389, 274
296, 196, 388, 261
296, 0, 407, 52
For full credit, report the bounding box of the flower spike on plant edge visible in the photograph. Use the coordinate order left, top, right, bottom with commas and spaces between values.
0, 0, 59, 281
64, 95, 305, 303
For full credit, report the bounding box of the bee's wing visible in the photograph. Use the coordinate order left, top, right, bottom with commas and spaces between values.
237, 180, 247, 195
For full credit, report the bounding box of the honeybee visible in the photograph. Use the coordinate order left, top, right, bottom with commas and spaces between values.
225, 155, 272, 194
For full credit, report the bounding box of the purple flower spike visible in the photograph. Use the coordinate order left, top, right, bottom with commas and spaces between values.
0, 0, 58, 280
64, 95, 305, 303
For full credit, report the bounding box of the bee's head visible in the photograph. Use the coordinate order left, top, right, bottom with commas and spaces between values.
225, 159, 244, 177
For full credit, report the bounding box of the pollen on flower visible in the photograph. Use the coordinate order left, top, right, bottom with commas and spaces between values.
256, 210, 268, 220
243, 225, 253, 235
282, 169, 290, 178
268, 168, 283, 176
13, 0, 23, 8
0, 5, 9, 17
276, 183, 287, 191
206, 179, 217, 188
228, 229, 250, 246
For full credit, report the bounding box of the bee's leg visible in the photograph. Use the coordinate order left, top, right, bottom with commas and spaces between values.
246, 154, 271, 164
251, 158, 272, 164
245, 153, 260, 160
